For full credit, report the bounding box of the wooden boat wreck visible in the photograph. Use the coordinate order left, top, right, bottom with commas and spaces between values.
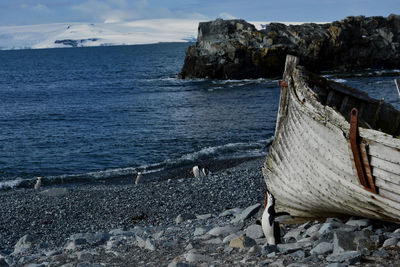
263, 55, 400, 223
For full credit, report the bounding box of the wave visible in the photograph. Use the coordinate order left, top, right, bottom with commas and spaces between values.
332, 78, 347, 83
324, 69, 400, 79
0, 137, 273, 190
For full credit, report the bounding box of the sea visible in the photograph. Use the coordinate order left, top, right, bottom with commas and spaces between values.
0, 42, 399, 190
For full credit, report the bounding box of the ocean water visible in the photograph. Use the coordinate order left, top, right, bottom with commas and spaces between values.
0, 43, 399, 189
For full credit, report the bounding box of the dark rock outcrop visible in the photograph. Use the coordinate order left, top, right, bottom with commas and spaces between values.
54, 38, 99, 47
179, 15, 400, 79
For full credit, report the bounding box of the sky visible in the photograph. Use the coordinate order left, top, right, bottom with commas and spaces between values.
0, 0, 399, 26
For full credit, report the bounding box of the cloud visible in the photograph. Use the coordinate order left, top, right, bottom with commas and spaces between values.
218, 12, 237, 20
17, 3, 50, 12
71, 0, 208, 23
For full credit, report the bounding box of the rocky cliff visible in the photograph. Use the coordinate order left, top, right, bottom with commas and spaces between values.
179, 15, 400, 79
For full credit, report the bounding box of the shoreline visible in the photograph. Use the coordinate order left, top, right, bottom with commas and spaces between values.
0, 157, 267, 252
0, 155, 267, 191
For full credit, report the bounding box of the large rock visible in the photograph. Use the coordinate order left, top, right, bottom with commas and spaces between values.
231, 203, 261, 223
229, 235, 257, 248
180, 15, 400, 79
13, 234, 34, 254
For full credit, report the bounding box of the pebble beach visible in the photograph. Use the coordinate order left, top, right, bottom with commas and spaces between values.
1, 157, 400, 266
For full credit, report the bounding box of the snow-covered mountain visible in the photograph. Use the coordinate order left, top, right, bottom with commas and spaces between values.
0, 19, 200, 50
0, 19, 315, 50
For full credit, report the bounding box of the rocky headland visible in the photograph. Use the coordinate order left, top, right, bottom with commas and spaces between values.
179, 15, 400, 79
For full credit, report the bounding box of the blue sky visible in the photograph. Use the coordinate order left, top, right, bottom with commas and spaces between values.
1, 0, 399, 26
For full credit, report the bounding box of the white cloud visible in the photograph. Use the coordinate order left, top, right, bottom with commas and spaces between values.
72, 0, 141, 22
71, 0, 208, 23
33, 3, 50, 12
17, 3, 50, 12
218, 12, 237, 19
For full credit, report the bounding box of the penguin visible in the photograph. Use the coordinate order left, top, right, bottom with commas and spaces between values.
34, 176, 42, 191
192, 166, 200, 178
261, 191, 281, 245
135, 171, 142, 185
201, 167, 207, 177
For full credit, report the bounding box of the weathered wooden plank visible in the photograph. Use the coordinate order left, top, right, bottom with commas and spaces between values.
370, 157, 400, 177
379, 188, 400, 203
368, 142, 400, 165
372, 167, 400, 186
375, 178, 400, 196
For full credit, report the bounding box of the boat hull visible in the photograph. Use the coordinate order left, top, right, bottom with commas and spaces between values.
263, 55, 400, 222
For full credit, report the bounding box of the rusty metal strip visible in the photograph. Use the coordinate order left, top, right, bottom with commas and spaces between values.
349, 108, 377, 194
264, 186, 269, 209
360, 143, 377, 194
278, 80, 288, 91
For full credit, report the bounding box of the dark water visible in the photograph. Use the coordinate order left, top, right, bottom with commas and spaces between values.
0, 43, 399, 189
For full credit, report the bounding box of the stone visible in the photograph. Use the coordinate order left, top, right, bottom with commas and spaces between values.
345, 218, 371, 228
325, 263, 345, 267
372, 248, 389, 258
267, 252, 277, 258
135, 235, 146, 248
257, 259, 273, 266
185, 243, 193, 250
218, 208, 243, 217
286, 263, 308, 267
0, 259, 8, 267
333, 230, 357, 253
304, 224, 321, 237
193, 227, 208, 236
245, 224, 264, 239
382, 237, 398, 247
176, 213, 196, 223
184, 252, 213, 263
231, 203, 261, 223
145, 238, 156, 251
196, 214, 212, 220
270, 258, 288, 267
283, 228, 303, 242
326, 251, 361, 264
310, 242, 333, 255
105, 238, 124, 250
261, 244, 278, 255
152, 230, 164, 240
39, 188, 68, 197
248, 245, 261, 255
109, 228, 134, 236
203, 238, 222, 245
229, 235, 256, 248
223, 233, 238, 244
289, 250, 306, 260
67, 232, 109, 247
13, 234, 34, 254
207, 225, 240, 236
298, 221, 313, 230
168, 261, 195, 267
277, 241, 313, 254
318, 222, 338, 235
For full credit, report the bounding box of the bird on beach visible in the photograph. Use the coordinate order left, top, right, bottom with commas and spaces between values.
262, 191, 281, 245
201, 167, 207, 176
135, 171, 142, 184
34, 176, 42, 191
192, 166, 200, 178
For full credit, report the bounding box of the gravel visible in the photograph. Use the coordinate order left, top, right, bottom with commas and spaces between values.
0, 157, 265, 252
